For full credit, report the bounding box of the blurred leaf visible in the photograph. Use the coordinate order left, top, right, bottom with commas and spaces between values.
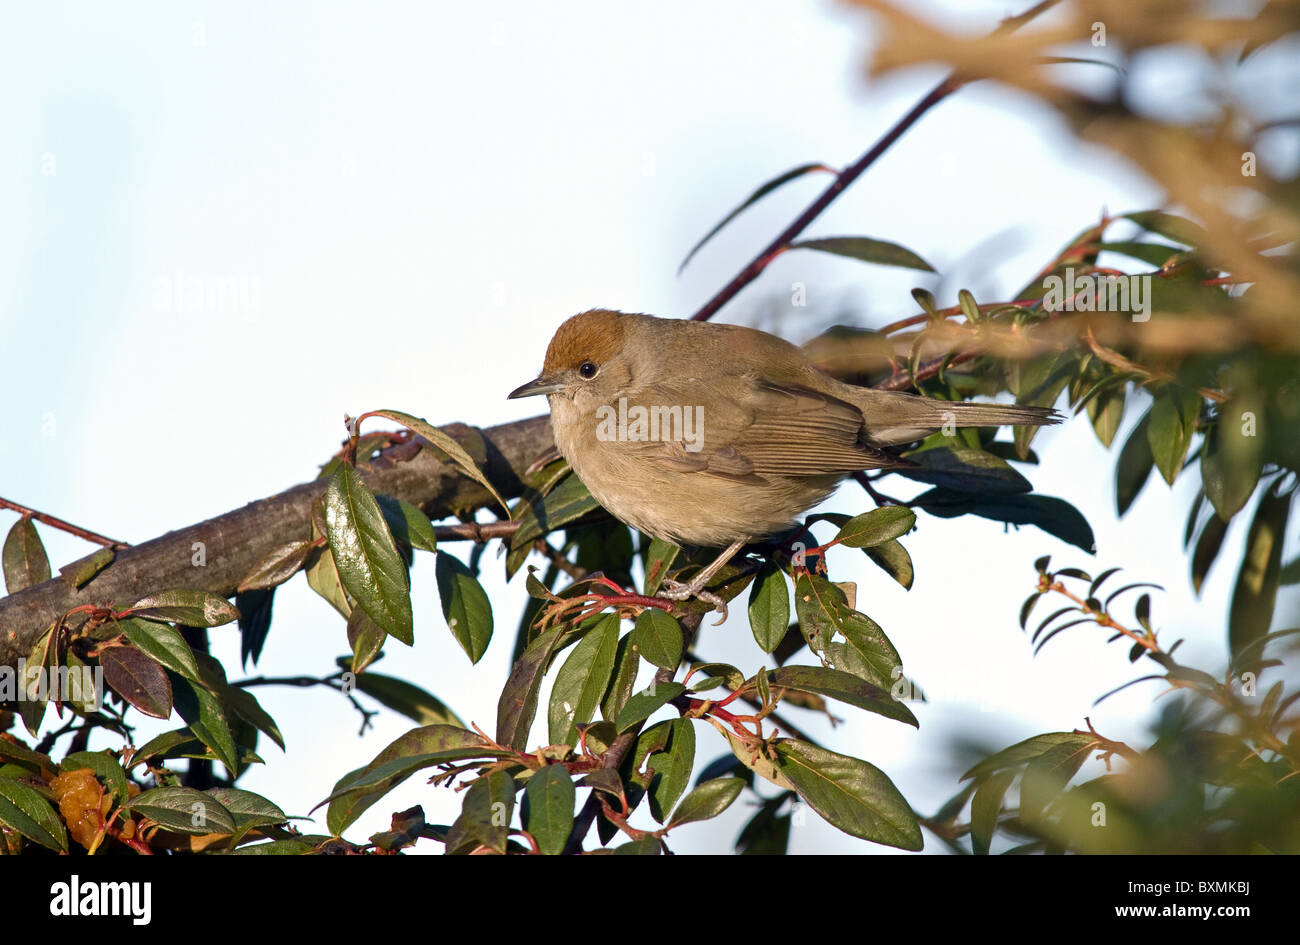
436, 552, 493, 663
1115, 409, 1155, 516
678, 161, 833, 273
914, 490, 1095, 553
1229, 482, 1292, 664
1085, 383, 1126, 449
325, 465, 413, 644
1191, 512, 1229, 595
1124, 210, 1206, 248
1202, 396, 1264, 521
354, 673, 464, 727
898, 446, 1031, 495
58, 547, 115, 589
736, 794, 792, 855
1147, 387, 1201, 486
788, 236, 934, 272
2, 516, 50, 593
970, 769, 1015, 855
962, 732, 1097, 782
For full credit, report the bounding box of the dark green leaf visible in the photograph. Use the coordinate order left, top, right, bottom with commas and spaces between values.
748, 562, 791, 653
445, 770, 516, 854
775, 740, 921, 849
667, 776, 745, 829
0, 777, 66, 851
497, 627, 565, 749
325, 464, 413, 644
523, 764, 575, 855
1191, 512, 1229, 594
630, 610, 683, 670
765, 665, 916, 727
1115, 408, 1154, 516
615, 682, 685, 734
126, 590, 240, 628
601, 632, 640, 723
834, 507, 916, 548
1147, 387, 1200, 486
100, 646, 172, 719
898, 447, 1031, 495
116, 616, 200, 681
236, 540, 314, 593
436, 552, 493, 662
354, 673, 464, 726
548, 613, 620, 746
646, 718, 696, 824
970, 769, 1015, 855
1229, 483, 1292, 665
863, 539, 913, 589
961, 732, 1097, 781
129, 786, 236, 836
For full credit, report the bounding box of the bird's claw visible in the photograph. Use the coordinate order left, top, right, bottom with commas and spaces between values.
659, 580, 729, 624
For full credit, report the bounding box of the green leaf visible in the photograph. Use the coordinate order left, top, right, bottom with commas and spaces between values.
1147, 387, 1200, 486
129, 786, 236, 836
171, 674, 239, 775
601, 632, 641, 723
612, 837, 663, 854
678, 161, 833, 274
615, 682, 686, 734
508, 471, 601, 552
747, 562, 790, 654
897, 447, 1031, 495
325, 464, 413, 644
100, 646, 173, 719
353, 673, 465, 727
497, 627, 566, 749
125, 590, 240, 628
2, 516, 50, 593
1202, 397, 1264, 520
116, 616, 200, 681
736, 794, 793, 855
775, 740, 921, 849
435, 552, 493, 662
523, 764, 575, 855
1123, 210, 1206, 248
667, 776, 745, 829
1229, 482, 1292, 665
787, 236, 934, 272
834, 507, 916, 548
548, 614, 620, 746
1115, 408, 1154, 516
0, 776, 67, 851
824, 610, 905, 691
205, 787, 287, 832
374, 494, 439, 553
365, 409, 510, 515
236, 540, 315, 593
445, 770, 516, 854
1019, 740, 1093, 822
325, 724, 493, 833
970, 769, 1015, 855
643, 538, 681, 596
305, 546, 352, 619
630, 610, 683, 670
646, 718, 696, 824
1095, 240, 1185, 268
1085, 383, 1126, 449
58, 547, 115, 589
961, 732, 1098, 781
863, 539, 913, 590
765, 665, 916, 727
347, 607, 387, 673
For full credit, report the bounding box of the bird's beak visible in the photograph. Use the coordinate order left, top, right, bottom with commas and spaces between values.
508, 375, 564, 399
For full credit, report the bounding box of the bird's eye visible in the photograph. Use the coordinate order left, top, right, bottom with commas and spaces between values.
578, 361, 598, 379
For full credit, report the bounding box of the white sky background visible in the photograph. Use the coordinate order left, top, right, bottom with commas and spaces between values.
2, 1, 1296, 854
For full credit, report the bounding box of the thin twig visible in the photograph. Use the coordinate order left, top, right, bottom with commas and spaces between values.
0, 497, 129, 549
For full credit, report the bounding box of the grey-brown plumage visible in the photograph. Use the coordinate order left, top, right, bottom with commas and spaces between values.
510, 309, 1059, 549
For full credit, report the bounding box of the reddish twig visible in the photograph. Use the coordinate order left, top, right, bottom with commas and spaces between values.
0, 497, 129, 549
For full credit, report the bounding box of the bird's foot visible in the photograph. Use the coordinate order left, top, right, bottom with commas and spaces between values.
659, 579, 728, 625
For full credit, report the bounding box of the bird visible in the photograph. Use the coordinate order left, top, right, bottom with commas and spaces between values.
509, 309, 1058, 614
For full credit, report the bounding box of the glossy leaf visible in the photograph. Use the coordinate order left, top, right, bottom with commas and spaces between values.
765, 665, 916, 727
0, 776, 67, 851
117, 616, 200, 681
100, 646, 172, 719
548, 613, 620, 746
834, 506, 916, 548
601, 632, 641, 723
775, 740, 922, 849
436, 552, 493, 663
366, 409, 509, 515
497, 626, 565, 749
748, 562, 790, 653
325, 464, 413, 644
237, 540, 314, 593
615, 682, 686, 734
129, 786, 236, 836
125, 589, 240, 628
646, 718, 696, 823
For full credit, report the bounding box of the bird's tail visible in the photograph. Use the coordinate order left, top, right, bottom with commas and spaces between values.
849, 388, 1061, 447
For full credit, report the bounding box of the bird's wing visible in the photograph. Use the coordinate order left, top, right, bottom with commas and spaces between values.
626, 377, 902, 479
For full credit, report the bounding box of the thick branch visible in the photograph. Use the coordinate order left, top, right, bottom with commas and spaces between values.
0, 416, 554, 669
